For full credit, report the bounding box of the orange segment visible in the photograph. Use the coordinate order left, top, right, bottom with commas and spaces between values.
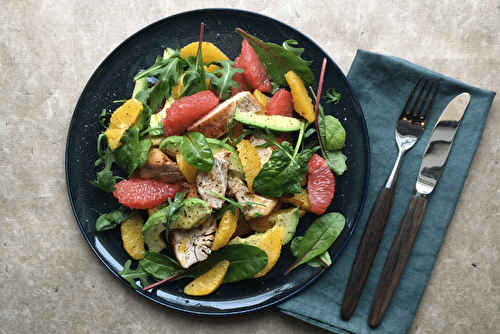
105, 98, 143, 149
183, 260, 230, 296
120, 213, 146, 260
284, 71, 315, 123
212, 208, 239, 251
252, 225, 284, 278
180, 41, 230, 67
176, 153, 197, 184
281, 188, 313, 212
236, 139, 261, 192
253, 89, 268, 113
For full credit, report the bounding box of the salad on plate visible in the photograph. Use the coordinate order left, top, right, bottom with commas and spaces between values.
92, 24, 348, 296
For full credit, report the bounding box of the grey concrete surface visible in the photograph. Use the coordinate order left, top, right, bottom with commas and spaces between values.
1, 1, 499, 333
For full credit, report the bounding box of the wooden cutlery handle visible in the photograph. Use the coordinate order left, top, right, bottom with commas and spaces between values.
369, 194, 428, 327
341, 187, 395, 320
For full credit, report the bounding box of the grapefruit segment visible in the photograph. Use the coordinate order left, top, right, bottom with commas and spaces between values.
238, 39, 272, 93
307, 154, 335, 215
113, 178, 182, 210
161, 90, 219, 137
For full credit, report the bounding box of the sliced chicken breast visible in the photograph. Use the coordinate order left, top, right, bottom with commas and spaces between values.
196, 150, 232, 209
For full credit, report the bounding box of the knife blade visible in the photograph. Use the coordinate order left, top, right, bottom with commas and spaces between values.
368, 92, 471, 328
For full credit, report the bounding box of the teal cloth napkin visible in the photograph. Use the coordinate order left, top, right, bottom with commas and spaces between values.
278, 49, 496, 333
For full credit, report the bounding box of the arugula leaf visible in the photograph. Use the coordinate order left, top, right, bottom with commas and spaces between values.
180, 55, 207, 97
282, 39, 313, 67
236, 29, 314, 87
93, 134, 123, 192
285, 212, 345, 274
324, 87, 341, 104
119, 260, 150, 289
161, 191, 188, 239
134, 48, 187, 111
207, 60, 243, 100
207, 190, 265, 220
180, 132, 214, 172
251, 124, 317, 198
95, 206, 137, 232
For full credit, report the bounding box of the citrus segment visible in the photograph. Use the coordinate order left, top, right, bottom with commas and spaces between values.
238, 39, 272, 93
265, 89, 293, 117
120, 213, 146, 260
281, 188, 313, 212
113, 178, 182, 210
252, 225, 284, 278
161, 90, 219, 137
236, 139, 261, 191
285, 71, 315, 123
176, 153, 197, 184
253, 89, 268, 113
183, 260, 230, 296
307, 154, 335, 215
105, 98, 143, 149
212, 208, 239, 251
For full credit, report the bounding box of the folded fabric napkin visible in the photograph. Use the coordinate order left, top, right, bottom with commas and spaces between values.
278, 49, 496, 333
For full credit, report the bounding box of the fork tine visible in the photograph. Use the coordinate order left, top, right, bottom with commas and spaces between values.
400, 77, 422, 118
409, 78, 430, 117
420, 82, 440, 124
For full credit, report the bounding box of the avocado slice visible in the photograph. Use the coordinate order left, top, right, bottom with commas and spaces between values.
274, 207, 301, 245
234, 112, 303, 132
141, 210, 168, 253
159, 136, 245, 178
170, 198, 212, 230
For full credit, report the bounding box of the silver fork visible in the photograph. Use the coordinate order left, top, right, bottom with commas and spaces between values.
341, 77, 439, 320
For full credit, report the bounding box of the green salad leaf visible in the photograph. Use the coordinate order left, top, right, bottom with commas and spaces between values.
236, 28, 314, 87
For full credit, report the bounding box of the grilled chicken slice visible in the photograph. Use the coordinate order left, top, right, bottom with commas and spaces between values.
187, 91, 263, 138
139, 148, 186, 183
196, 150, 232, 209
170, 215, 217, 269
226, 172, 279, 219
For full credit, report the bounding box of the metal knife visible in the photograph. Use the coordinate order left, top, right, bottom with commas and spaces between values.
368, 92, 471, 328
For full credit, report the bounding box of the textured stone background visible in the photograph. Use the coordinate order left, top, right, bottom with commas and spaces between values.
1, 1, 499, 333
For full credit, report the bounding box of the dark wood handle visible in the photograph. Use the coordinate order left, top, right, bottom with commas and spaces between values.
368, 194, 428, 328
341, 187, 396, 320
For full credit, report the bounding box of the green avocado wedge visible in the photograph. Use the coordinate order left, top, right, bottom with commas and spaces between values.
234, 112, 303, 132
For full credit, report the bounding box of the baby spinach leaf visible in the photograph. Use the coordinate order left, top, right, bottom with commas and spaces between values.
95, 205, 137, 232
139, 252, 183, 280
114, 126, 151, 176
180, 132, 214, 172
251, 124, 316, 198
290, 236, 332, 268
119, 260, 150, 289
285, 212, 345, 274
319, 114, 346, 151
323, 149, 347, 175
253, 143, 314, 198
236, 29, 314, 87
186, 244, 268, 283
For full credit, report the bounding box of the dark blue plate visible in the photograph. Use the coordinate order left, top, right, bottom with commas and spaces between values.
66, 8, 369, 316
